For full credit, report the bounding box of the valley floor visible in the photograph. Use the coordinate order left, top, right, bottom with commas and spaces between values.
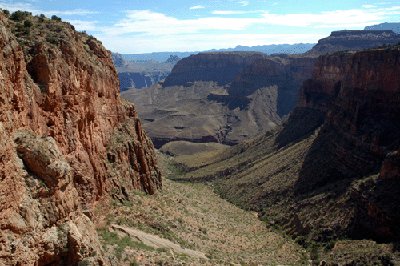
94, 151, 309, 265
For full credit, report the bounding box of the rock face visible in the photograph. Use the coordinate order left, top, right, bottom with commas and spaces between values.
297, 47, 400, 241
122, 52, 316, 147
0, 12, 161, 265
307, 30, 400, 55
113, 55, 176, 91
118, 72, 169, 91
111, 52, 126, 67
163, 52, 266, 87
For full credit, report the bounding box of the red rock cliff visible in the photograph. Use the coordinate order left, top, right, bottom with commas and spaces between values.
0, 12, 161, 265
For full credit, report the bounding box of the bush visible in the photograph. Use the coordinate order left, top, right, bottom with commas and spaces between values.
10, 10, 30, 21
2, 10, 10, 16
46, 36, 59, 44
51, 15, 61, 22
39, 14, 46, 22
24, 20, 33, 28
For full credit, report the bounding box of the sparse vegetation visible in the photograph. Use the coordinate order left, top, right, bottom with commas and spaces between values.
94, 151, 308, 265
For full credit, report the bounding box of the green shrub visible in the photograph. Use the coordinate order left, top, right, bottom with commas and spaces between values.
51, 15, 61, 22
10, 10, 30, 21
24, 20, 33, 28
38, 14, 46, 22
2, 10, 10, 16
46, 36, 58, 44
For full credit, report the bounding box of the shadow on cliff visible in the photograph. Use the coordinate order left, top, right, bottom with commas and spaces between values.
274, 107, 325, 149
287, 102, 400, 243
228, 73, 303, 117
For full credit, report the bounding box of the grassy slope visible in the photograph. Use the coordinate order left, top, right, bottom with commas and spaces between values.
94, 151, 309, 265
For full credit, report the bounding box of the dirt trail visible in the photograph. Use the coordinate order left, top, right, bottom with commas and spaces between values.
110, 224, 208, 260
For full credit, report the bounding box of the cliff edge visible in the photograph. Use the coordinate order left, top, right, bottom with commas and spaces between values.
0, 12, 161, 265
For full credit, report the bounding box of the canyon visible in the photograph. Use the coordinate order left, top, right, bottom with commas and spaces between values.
111, 53, 178, 91
0, 12, 161, 265
122, 52, 317, 147
1, 8, 400, 265
174, 44, 400, 264
123, 30, 400, 149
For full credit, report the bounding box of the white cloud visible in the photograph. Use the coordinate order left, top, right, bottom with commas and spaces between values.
65, 20, 99, 31
107, 10, 259, 36
260, 8, 398, 27
384, 6, 400, 10
238, 1, 249, 6
363, 5, 377, 8
94, 5, 400, 52
212, 10, 247, 14
190, 5, 205, 9
102, 7, 400, 38
51, 9, 99, 16
212, 10, 264, 14
99, 33, 325, 54
0, 2, 98, 16
0, 2, 38, 13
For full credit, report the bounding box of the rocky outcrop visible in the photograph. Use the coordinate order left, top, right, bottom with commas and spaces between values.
122, 52, 316, 147
306, 30, 400, 55
0, 12, 161, 265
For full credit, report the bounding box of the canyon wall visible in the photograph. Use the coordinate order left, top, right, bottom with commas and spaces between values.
163, 52, 267, 87
296, 47, 400, 241
307, 30, 400, 55
185, 45, 400, 251
111, 52, 176, 91
118, 71, 169, 91
122, 52, 316, 147
0, 13, 161, 265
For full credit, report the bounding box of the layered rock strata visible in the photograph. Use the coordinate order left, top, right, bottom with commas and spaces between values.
122, 52, 316, 147
0, 13, 161, 265
307, 30, 400, 55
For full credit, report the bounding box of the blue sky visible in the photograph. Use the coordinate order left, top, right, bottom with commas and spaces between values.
1, 0, 399, 53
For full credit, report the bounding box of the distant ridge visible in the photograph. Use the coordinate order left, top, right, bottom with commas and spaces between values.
121, 43, 316, 62
306, 30, 400, 55
365, 22, 400, 34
